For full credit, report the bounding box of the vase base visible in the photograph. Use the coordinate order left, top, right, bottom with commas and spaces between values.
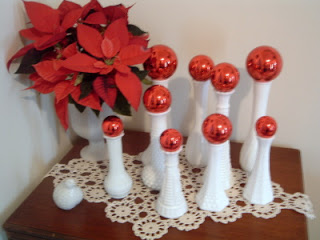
80, 144, 107, 161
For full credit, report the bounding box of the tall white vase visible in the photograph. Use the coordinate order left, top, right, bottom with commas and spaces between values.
243, 136, 274, 204
142, 109, 170, 190
196, 143, 229, 212
156, 147, 187, 218
185, 80, 209, 167
215, 90, 234, 190
104, 132, 132, 199
240, 82, 272, 172
69, 103, 113, 161
153, 79, 169, 88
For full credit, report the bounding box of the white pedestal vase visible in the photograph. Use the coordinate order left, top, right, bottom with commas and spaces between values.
69, 103, 113, 161
215, 90, 234, 190
186, 80, 209, 167
104, 132, 132, 199
142, 109, 170, 190
153, 79, 169, 88
240, 81, 272, 172
196, 144, 229, 212
243, 136, 274, 204
156, 147, 187, 218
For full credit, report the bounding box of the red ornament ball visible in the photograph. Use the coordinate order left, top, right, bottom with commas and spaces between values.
102, 116, 123, 137
211, 63, 239, 92
246, 46, 283, 82
202, 114, 232, 144
189, 55, 214, 81
256, 116, 277, 138
160, 129, 183, 152
143, 85, 172, 113
143, 45, 177, 80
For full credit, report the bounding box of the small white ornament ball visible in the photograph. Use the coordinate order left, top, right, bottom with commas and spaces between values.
53, 178, 83, 210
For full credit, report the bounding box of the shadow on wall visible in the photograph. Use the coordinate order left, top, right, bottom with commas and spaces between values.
229, 67, 252, 141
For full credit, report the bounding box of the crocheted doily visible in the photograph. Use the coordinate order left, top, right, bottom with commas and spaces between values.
46, 146, 315, 240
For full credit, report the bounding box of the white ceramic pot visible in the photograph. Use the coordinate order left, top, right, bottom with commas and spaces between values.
69, 103, 113, 161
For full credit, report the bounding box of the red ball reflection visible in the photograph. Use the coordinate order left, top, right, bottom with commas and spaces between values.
143, 85, 171, 113
102, 116, 123, 137
189, 55, 214, 81
202, 114, 232, 144
256, 116, 277, 138
160, 129, 183, 152
246, 46, 283, 82
143, 45, 177, 80
211, 63, 239, 92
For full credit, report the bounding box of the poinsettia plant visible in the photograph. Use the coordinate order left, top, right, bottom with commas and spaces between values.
8, 0, 151, 129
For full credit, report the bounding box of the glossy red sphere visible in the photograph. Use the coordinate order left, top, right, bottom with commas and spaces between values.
143, 45, 177, 80
143, 85, 171, 113
246, 46, 283, 82
211, 63, 239, 92
189, 55, 214, 81
256, 116, 277, 138
160, 129, 183, 152
102, 116, 123, 137
202, 114, 232, 144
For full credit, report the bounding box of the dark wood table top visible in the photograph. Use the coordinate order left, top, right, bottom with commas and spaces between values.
3, 130, 307, 240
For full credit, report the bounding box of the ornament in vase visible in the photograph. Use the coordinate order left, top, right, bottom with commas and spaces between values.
102, 116, 132, 199
211, 63, 239, 189
69, 103, 113, 161
143, 44, 178, 88
53, 178, 83, 210
185, 55, 214, 167
141, 85, 172, 190
196, 114, 232, 212
243, 116, 277, 204
240, 46, 282, 172
156, 129, 187, 218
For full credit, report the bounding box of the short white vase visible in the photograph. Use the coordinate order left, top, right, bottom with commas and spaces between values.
156, 147, 188, 218
69, 103, 113, 161
185, 80, 209, 167
104, 132, 132, 199
240, 81, 272, 172
196, 143, 229, 212
53, 178, 83, 210
142, 109, 170, 190
243, 136, 274, 205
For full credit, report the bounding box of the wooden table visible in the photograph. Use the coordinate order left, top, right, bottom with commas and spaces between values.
3, 130, 308, 240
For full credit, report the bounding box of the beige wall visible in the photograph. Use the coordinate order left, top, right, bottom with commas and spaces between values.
1, 0, 319, 239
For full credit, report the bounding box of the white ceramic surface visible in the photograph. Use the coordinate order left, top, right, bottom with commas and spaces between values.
243, 136, 275, 205
53, 178, 83, 210
69, 103, 113, 161
141, 109, 169, 190
196, 143, 229, 212
156, 147, 188, 218
240, 82, 272, 172
104, 132, 132, 199
185, 80, 209, 167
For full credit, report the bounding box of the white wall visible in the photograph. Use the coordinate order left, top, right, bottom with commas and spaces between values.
1, 0, 319, 239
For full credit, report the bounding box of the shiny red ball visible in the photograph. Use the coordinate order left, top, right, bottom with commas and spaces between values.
211, 63, 239, 92
102, 116, 123, 137
202, 114, 232, 144
256, 116, 277, 138
160, 129, 183, 152
143, 45, 177, 80
247, 46, 283, 82
189, 55, 214, 81
143, 85, 171, 113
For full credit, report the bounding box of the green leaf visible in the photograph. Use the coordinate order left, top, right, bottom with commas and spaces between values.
142, 78, 153, 85
69, 95, 86, 113
79, 73, 97, 99
130, 66, 149, 81
113, 91, 131, 116
128, 24, 147, 36
15, 48, 50, 74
